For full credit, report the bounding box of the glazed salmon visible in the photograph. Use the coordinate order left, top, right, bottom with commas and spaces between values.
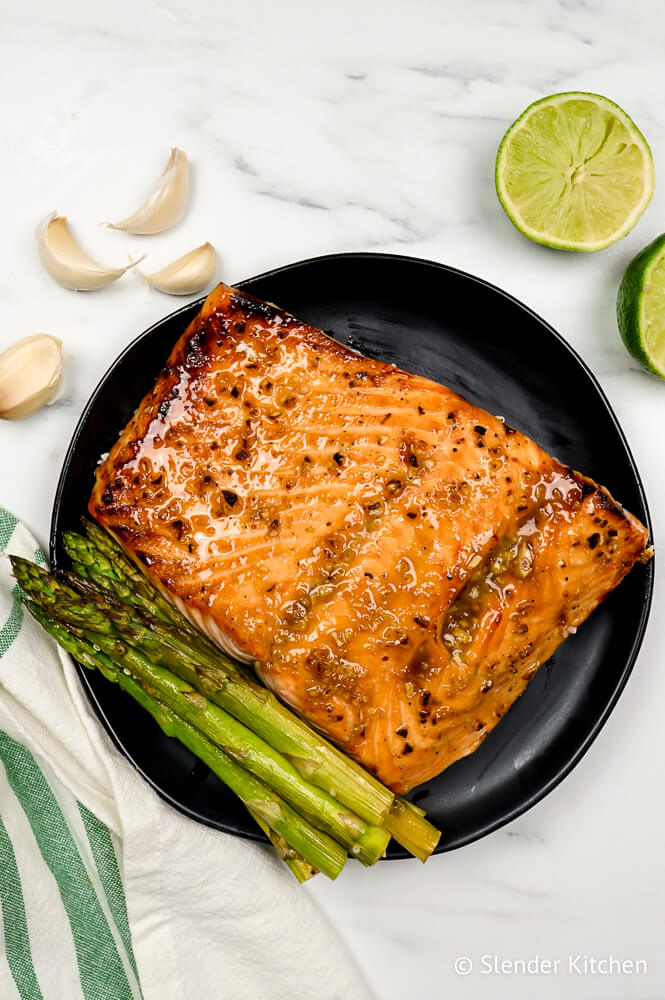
91, 283, 651, 793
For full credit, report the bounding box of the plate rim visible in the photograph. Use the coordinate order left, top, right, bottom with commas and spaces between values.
50, 250, 655, 858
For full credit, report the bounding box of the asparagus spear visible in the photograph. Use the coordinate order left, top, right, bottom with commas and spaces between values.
25, 601, 342, 880
64, 545, 440, 861
245, 807, 317, 884
65, 530, 208, 648
62, 529, 395, 827
17, 551, 439, 862
383, 798, 440, 862
62, 536, 439, 860
80, 519, 199, 634
13, 559, 390, 866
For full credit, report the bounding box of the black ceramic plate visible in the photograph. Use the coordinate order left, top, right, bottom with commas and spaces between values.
51, 253, 654, 857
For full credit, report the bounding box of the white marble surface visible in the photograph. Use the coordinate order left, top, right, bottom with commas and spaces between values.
2, 0, 664, 997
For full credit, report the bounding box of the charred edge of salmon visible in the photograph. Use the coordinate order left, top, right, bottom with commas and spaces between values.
90, 280, 527, 510
570, 469, 651, 553
92, 281, 394, 516
177, 282, 467, 392
176, 284, 365, 370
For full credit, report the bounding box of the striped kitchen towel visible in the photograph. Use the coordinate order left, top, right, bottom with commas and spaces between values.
0, 732, 141, 1000
0, 509, 371, 1000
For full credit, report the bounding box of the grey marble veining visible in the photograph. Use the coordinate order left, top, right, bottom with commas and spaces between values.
1, 1, 664, 996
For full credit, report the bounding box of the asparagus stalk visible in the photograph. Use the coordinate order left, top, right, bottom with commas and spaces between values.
25, 601, 342, 880
91, 628, 389, 866
65, 530, 208, 650
45, 523, 443, 862
79, 519, 199, 635
384, 798, 441, 862
70, 572, 432, 863
245, 807, 317, 884
62, 529, 395, 827
17, 552, 439, 862
13, 559, 390, 865
63, 540, 440, 862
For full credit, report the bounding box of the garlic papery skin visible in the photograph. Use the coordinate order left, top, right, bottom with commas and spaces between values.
109, 148, 189, 235
138, 242, 217, 295
38, 214, 139, 291
0, 334, 63, 420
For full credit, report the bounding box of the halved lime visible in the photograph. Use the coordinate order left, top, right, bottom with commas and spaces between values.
617, 233, 665, 380
496, 92, 654, 251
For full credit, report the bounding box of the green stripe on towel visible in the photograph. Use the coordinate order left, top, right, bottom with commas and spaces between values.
78, 802, 140, 981
0, 815, 43, 1000
0, 589, 23, 660
0, 732, 134, 1000
0, 511, 17, 552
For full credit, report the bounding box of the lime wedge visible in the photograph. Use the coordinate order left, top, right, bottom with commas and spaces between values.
617, 233, 665, 380
496, 92, 654, 251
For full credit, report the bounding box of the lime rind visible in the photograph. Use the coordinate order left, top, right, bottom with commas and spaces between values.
496, 91, 655, 252
617, 233, 665, 381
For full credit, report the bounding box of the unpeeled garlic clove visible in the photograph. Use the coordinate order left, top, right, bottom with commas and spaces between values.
38, 214, 140, 291
138, 242, 217, 295
0, 334, 63, 420
109, 148, 189, 235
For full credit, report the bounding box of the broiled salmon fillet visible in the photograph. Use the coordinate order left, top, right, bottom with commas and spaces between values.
91, 283, 651, 793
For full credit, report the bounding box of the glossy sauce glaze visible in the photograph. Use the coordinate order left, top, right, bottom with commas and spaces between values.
91, 283, 652, 793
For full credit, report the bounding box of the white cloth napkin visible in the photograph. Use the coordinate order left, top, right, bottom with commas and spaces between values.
0, 511, 371, 1000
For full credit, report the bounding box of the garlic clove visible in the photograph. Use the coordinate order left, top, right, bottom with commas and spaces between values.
38, 214, 140, 291
109, 148, 189, 235
0, 334, 63, 420
138, 242, 217, 295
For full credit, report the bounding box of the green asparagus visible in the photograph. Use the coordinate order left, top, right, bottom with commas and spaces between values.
62, 528, 395, 827
246, 808, 317, 884
68, 531, 441, 860
71, 575, 438, 857
15, 525, 443, 865
13, 558, 390, 866
25, 601, 344, 880
383, 797, 440, 862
